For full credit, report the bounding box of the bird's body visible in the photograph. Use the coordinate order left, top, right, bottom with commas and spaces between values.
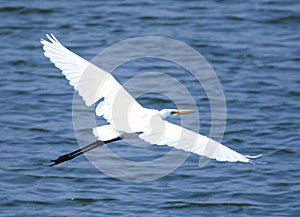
41, 34, 261, 166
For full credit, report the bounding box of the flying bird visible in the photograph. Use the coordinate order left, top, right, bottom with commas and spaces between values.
41, 34, 261, 167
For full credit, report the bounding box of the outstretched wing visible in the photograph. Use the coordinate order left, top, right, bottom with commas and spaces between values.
138, 115, 259, 163
41, 34, 149, 133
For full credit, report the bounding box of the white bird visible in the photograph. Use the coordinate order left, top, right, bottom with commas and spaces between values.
41, 34, 261, 167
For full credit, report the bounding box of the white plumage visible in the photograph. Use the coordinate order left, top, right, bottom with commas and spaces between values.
41, 34, 261, 163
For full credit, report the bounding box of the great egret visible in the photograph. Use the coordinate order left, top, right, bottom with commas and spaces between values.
41, 34, 261, 167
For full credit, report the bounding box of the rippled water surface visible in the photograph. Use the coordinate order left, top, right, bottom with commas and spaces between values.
1, 0, 300, 216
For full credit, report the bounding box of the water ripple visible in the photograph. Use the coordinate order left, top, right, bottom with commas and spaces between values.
0, 0, 299, 216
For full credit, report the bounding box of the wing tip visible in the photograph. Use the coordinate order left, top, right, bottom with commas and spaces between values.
245, 154, 263, 159
247, 154, 266, 164
40, 33, 59, 45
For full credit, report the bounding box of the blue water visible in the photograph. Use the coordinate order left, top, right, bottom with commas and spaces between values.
1, 0, 300, 216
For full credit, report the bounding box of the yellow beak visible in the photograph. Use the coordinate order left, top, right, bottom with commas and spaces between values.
171, 109, 195, 115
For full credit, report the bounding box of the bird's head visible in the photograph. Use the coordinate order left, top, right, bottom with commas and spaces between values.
159, 109, 195, 119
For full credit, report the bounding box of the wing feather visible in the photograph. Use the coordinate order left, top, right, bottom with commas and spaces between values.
41, 34, 147, 133
139, 117, 251, 163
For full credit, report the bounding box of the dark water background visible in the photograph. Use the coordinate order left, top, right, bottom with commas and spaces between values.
1, 0, 300, 216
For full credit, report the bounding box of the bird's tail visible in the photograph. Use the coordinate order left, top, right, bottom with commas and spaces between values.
93, 125, 122, 141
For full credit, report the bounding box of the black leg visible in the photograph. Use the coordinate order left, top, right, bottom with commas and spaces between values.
49, 137, 122, 167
